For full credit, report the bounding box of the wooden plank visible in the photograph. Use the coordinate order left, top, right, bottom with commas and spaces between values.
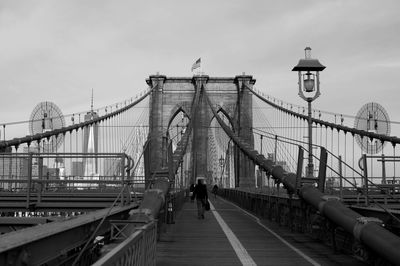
157, 202, 241, 266
157, 198, 365, 266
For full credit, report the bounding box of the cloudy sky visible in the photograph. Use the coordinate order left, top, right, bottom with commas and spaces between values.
0, 0, 399, 136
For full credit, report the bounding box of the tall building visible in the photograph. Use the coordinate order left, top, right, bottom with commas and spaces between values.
0, 148, 25, 190
82, 89, 99, 175
46, 168, 60, 180
71, 161, 84, 176
82, 112, 99, 174
0, 146, 12, 153
103, 158, 122, 179
84, 121, 97, 177
23, 146, 39, 153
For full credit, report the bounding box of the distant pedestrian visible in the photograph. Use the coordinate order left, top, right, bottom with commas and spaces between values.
212, 184, 218, 199
189, 183, 195, 202
191, 178, 208, 219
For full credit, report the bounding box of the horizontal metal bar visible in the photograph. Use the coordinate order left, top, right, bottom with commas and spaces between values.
0, 191, 141, 211
0, 217, 58, 225
0, 152, 126, 158
0, 179, 135, 184
368, 156, 400, 159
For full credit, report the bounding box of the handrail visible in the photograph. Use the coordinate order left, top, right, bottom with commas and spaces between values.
92, 221, 157, 266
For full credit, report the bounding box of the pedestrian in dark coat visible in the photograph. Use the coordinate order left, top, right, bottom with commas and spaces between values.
212, 184, 218, 199
189, 183, 195, 202
191, 178, 208, 219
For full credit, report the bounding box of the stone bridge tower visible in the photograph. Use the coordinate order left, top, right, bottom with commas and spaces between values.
145, 74, 255, 188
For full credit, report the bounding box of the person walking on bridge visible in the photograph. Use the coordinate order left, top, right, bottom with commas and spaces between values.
212, 184, 218, 199
191, 178, 208, 219
189, 183, 195, 202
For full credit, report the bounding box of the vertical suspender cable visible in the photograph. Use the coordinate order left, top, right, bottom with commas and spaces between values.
352, 135, 355, 186
344, 133, 347, 181
330, 127, 333, 177
393, 144, 396, 182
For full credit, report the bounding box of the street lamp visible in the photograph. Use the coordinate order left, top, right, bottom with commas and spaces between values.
292, 47, 326, 178
219, 155, 225, 186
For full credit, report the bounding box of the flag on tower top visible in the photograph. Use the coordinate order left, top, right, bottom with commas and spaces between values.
191, 58, 201, 71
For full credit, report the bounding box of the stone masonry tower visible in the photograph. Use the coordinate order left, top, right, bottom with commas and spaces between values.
145, 74, 255, 188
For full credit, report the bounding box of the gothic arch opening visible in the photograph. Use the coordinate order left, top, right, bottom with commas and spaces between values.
208, 108, 235, 188
167, 107, 190, 153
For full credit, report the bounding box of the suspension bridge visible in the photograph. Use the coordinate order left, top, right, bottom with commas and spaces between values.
1, 72, 400, 266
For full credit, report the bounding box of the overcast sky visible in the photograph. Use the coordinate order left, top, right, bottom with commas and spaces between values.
1, 0, 399, 136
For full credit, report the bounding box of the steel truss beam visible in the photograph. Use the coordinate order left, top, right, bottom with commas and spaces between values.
0, 191, 141, 212
0, 217, 60, 234
0, 204, 137, 265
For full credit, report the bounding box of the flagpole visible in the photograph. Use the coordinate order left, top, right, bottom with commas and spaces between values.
199, 58, 202, 75
191, 58, 201, 76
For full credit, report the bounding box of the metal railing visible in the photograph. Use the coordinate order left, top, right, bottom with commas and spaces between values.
93, 221, 157, 266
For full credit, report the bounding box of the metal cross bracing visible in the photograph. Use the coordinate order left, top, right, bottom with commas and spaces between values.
1, 74, 400, 265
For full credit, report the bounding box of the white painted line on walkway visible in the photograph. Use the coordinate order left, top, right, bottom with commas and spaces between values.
219, 198, 321, 266
209, 201, 257, 266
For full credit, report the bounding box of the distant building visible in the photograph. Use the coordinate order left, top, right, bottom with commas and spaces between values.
103, 158, 122, 180
276, 161, 290, 172
82, 111, 99, 174
0, 146, 12, 153
256, 168, 265, 188
23, 146, 39, 153
46, 168, 60, 180
0, 149, 25, 190
71, 161, 84, 177
30, 163, 48, 179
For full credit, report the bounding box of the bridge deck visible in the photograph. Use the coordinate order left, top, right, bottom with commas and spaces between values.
157, 197, 365, 266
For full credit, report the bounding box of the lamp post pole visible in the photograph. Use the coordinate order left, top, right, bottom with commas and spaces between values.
292, 47, 326, 179
307, 98, 313, 177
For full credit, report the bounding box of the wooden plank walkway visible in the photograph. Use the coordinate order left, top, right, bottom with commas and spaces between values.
157, 196, 365, 266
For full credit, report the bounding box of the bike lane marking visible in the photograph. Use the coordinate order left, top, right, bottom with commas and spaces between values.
218, 197, 321, 266
209, 201, 257, 266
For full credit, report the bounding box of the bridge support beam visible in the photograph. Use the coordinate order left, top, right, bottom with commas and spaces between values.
146, 75, 167, 186
192, 76, 210, 181
146, 74, 256, 188
235, 75, 256, 188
